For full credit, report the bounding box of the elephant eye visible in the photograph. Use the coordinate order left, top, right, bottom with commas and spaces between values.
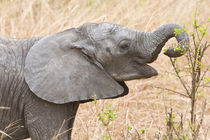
120, 44, 129, 49
119, 40, 130, 51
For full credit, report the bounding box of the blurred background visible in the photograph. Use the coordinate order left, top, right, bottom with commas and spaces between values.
0, 0, 209, 139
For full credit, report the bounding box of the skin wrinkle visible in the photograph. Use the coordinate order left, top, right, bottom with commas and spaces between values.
134, 33, 149, 63
81, 29, 107, 70
13, 43, 26, 117
137, 32, 147, 56
7, 43, 19, 118
135, 30, 139, 52
2, 45, 13, 121
0, 37, 40, 139
83, 24, 96, 44
150, 32, 169, 62
0, 47, 6, 110
74, 28, 98, 64
142, 32, 150, 55
25, 102, 44, 139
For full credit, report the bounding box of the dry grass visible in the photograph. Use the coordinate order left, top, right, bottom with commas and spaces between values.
0, 0, 209, 139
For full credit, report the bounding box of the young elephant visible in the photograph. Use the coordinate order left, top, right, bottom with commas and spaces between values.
0, 23, 189, 139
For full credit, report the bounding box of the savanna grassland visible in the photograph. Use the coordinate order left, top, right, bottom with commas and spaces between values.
0, 0, 209, 139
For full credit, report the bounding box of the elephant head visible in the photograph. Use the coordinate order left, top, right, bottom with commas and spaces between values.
24, 23, 189, 104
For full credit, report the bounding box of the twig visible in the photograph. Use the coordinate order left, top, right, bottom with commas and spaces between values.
153, 86, 188, 98
186, 44, 194, 70
194, 100, 207, 138
134, 126, 141, 140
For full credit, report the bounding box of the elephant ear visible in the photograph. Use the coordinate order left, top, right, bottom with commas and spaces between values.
24, 29, 126, 104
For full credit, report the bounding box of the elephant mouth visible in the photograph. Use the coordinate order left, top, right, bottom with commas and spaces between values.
141, 64, 158, 78
133, 58, 158, 79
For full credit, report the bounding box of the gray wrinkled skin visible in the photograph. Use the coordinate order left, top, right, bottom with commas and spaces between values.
0, 23, 189, 139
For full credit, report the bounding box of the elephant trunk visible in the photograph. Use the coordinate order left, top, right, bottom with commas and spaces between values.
148, 23, 189, 62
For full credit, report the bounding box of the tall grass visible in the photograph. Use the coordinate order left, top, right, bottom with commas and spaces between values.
0, 0, 209, 139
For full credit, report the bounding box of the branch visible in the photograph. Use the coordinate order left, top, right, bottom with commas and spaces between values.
170, 58, 191, 95
200, 42, 209, 58
199, 81, 210, 87
196, 66, 210, 91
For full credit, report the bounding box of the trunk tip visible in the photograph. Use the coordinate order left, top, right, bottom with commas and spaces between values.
164, 46, 186, 57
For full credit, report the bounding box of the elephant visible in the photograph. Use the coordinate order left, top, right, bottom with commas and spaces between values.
0, 22, 189, 140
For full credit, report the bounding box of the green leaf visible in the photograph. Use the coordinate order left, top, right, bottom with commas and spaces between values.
127, 125, 132, 131
204, 76, 210, 82
157, 91, 162, 95
174, 28, 181, 35
197, 91, 203, 98
172, 113, 176, 119
92, 94, 97, 98
97, 103, 118, 127
174, 47, 181, 52
141, 129, 145, 134
165, 117, 169, 123
198, 24, 208, 37
87, 0, 94, 6
92, 94, 97, 104
163, 48, 168, 52
102, 134, 110, 140
184, 135, 188, 140
193, 23, 199, 28
182, 24, 188, 33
